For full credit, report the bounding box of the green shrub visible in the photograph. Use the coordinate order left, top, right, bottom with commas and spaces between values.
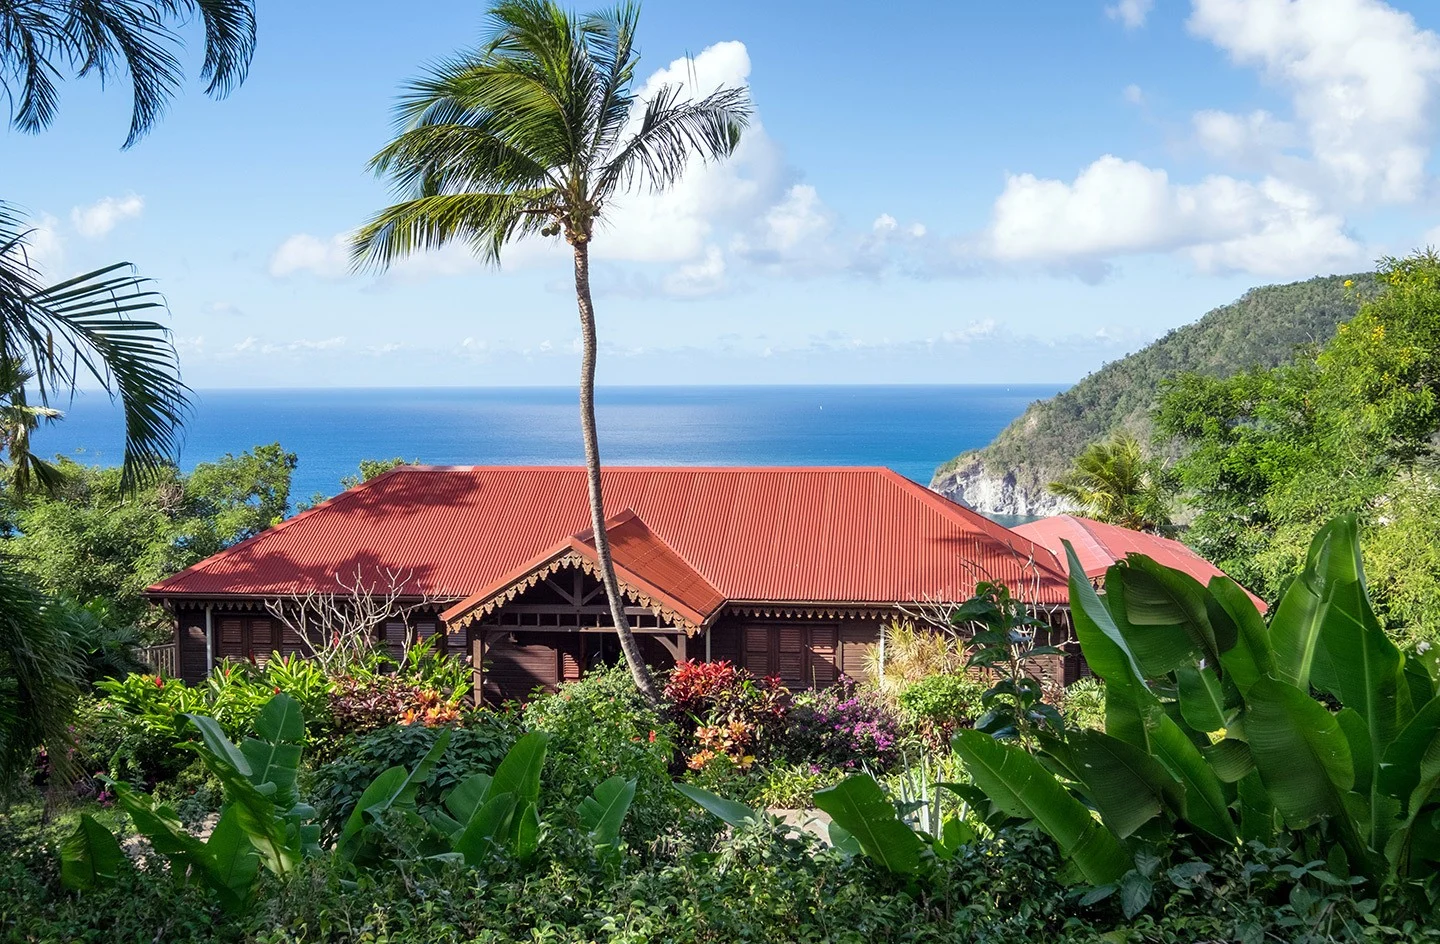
750, 762, 843, 809
309, 716, 521, 839
896, 673, 986, 731
523, 665, 680, 847
1059, 676, 1106, 732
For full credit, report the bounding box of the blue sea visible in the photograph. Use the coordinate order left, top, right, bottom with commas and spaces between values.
37, 385, 1064, 503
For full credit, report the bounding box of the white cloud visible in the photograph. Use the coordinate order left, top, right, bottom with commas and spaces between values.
1123, 83, 1145, 105
597, 41, 787, 265
663, 246, 728, 297
269, 233, 352, 279
1192, 108, 1297, 165
985, 154, 1360, 277
71, 194, 143, 238
18, 213, 64, 275
1107, 0, 1154, 29
942, 319, 999, 344
1188, 0, 1440, 203
225, 335, 346, 357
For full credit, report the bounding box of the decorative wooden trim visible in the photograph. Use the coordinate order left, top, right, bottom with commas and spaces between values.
722, 602, 900, 621
447, 552, 703, 635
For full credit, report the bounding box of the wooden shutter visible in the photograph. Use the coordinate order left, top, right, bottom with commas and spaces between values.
249, 618, 274, 666
218, 618, 245, 660
744, 626, 771, 676
839, 623, 879, 681
280, 621, 306, 656
777, 627, 805, 688
808, 626, 838, 688
383, 620, 408, 660
482, 634, 560, 701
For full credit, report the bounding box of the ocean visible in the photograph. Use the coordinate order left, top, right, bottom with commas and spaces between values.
37, 384, 1064, 503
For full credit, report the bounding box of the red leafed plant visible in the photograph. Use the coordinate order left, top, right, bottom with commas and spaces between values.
664, 660, 787, 769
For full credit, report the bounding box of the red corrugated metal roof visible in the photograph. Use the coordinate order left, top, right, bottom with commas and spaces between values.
148, 466, 1070, 607
1012, 514, 1267, 612
440, 510, 726, 628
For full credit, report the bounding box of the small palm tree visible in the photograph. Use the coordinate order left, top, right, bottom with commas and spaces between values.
354, 0, 751, 702
1048, 432, 1176, 533
0, 356, 65, 494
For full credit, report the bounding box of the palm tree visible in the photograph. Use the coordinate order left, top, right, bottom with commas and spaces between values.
1048, 432, 1176, 533
0, 356, 66, 495
0, 0, 257, 794
0, 0, 257, 483
353, 0, 751, 702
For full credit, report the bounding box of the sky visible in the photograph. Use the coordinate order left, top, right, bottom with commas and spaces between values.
3, 0, 1440, 387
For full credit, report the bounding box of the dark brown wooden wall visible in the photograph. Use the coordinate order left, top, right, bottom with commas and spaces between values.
706, 618, 882, 689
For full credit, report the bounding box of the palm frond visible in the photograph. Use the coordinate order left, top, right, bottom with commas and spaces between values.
0, 0, 256, 146
386, 53, 577, 183
352, 191, 555, 270
0, 556, 82, 794
160, 0, 256, 97
579, 2, 639, 165
596, 83, 751, 198
0, 208, 188, 489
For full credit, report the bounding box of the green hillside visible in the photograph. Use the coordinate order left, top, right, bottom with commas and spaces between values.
932, 273, 1366, 508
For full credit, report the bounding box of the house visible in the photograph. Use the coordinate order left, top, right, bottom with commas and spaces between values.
1012, 514, 1268, 611
146, 465, 1072, 701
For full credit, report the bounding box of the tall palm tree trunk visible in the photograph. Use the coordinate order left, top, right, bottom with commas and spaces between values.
572, 241, 662, 703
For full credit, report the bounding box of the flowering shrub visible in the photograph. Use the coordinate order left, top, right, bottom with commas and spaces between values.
781, 679, 903, 771
664, 660, 787, 770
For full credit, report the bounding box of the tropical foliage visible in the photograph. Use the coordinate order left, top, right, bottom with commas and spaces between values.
3, 444, 296, 631
1157, 253, 1440, 644
353, 0, 751, 701
949, 514, 1440, 903
1047, 431, 1176, 532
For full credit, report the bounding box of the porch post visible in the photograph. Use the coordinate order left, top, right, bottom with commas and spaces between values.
470, 629, 485, 707
204, 604, 214, 674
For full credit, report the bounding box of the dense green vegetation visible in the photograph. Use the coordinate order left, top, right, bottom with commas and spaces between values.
933, 273, 1363, 497
1156, 253, 1440, 645
0, 0, 259, 814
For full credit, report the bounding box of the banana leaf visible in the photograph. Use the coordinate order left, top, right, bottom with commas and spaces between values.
674, 782, 762, 828
1208, 575, 1273, 697
205, 806, 260, 907
58, 813, 125, 891
1064, 543, 1149, 749
1109, 555, 1228, 674
1270, 517, 1353, 691
953, 729, 1132, 885
813, 774, 926, 874
1141, 702, 1237, 842
240, 693, 304, 810
488, 731, 548, 810
1069, 729, 1183, 839
453, 792, 518, 864
578, 776, 637, 848
1175, 665, 1227, 733
1246, 678, 1354, 827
